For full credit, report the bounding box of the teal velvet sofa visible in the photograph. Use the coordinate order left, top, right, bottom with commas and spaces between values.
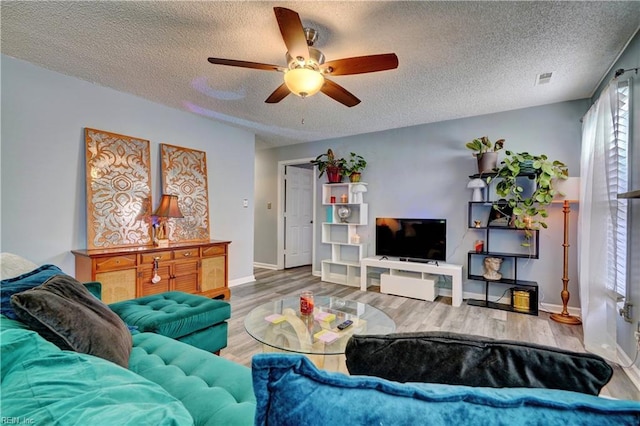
0, 257, 256, 426
1, 315, 256, 425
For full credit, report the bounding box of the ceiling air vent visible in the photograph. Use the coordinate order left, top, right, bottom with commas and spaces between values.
535, 72, 553, 85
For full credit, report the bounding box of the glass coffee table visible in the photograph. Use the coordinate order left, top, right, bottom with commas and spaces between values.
244, 296, 396, 372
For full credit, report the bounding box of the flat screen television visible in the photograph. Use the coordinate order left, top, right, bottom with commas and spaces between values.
375, 218, 446, 262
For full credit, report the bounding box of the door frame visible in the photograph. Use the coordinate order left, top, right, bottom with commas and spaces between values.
277, 158, 317, 272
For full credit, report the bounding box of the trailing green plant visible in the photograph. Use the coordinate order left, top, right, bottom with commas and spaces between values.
343, 152, 367, 175
310, 149, 346, 178
465, 136, 505, 158
488, 151, 568, 242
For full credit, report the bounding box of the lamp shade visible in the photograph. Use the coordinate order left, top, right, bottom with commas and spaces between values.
153, 194, 183, 218
552, 177, 580, 203
284, 68, 325, 97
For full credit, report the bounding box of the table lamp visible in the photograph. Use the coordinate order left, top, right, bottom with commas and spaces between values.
550, 177, 581, 325
153, 194, 183, 247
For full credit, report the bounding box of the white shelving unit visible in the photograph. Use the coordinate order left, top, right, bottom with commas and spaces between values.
320, 182, 368, 286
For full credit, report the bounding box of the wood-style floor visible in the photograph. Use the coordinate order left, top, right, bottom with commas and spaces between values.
220, 266, 640, 401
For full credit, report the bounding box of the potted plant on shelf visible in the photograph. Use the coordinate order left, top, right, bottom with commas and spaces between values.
343, 152, 367, 182
465, 136, 505, 174
488, 151, 568, 244
310, 149, 346, 183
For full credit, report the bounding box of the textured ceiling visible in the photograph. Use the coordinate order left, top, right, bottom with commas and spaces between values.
2, 1, 639, 149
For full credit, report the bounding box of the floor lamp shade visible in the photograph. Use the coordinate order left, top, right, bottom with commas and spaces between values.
551, 177, 581, 325
553, 177, 581, 204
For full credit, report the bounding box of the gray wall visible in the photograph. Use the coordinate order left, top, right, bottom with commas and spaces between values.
592, 30, 640, 365
1, 55, 256, 284
255, 100, 588, 308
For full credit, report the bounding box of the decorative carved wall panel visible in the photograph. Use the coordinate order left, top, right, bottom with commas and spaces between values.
85, 128, 152, 249
160, 143, 210, 242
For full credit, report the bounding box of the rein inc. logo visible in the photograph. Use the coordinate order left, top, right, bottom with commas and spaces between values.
1, 418, 34, 424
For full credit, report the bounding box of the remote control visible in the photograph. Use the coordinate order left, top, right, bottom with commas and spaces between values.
337, 320, 353, 330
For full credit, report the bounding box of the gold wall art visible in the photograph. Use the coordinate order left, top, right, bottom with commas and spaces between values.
85, 128, 152, 249
160, 143, 210, 243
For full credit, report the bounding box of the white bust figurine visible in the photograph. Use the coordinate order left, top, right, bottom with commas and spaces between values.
483, 257, 503, 280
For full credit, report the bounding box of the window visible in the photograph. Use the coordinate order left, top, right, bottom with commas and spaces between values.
606, 79, 630, 297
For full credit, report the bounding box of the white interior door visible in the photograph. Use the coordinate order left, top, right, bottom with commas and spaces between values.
285, 166, 313, 268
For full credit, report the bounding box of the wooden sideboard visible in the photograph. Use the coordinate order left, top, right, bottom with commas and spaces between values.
72, 240, 230, 304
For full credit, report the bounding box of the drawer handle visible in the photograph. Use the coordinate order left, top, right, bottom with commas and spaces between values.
183, 252, 191, 257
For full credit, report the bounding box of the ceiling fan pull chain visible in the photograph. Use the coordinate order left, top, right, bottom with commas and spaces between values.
301, 96, 308, 125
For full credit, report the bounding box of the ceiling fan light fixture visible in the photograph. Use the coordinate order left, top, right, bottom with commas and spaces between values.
284, 68, 325, 98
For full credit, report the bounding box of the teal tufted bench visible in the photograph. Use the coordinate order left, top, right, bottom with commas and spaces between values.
109, 291, 230, 354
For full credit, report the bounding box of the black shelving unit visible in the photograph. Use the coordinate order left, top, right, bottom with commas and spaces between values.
466, 175, 540, 316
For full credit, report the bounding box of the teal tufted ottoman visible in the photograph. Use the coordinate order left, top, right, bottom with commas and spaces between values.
109, 291, 230, 353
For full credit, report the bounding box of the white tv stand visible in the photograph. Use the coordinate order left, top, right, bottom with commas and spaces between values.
359, 257, 463, 307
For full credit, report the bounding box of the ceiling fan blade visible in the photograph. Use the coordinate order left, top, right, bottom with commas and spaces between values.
265, 83, 291, 104
273, 7, 309, 61
322, 53, 399, 76
208, 57, 283, 72
321, 79, 361, 107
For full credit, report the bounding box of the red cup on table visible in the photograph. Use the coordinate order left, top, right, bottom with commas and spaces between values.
300, 291, 314, 315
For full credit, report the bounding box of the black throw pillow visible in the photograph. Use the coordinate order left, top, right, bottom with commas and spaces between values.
345, 331, 613, 395
10, 274, 132, 368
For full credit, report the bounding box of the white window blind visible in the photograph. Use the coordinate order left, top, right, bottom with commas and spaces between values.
606, 79, 629, 297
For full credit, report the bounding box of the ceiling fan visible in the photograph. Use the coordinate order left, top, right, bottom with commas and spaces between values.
207, 7, 399, 107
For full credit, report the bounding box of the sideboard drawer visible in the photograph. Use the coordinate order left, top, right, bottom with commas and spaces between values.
202, 244, 226, 257
174, 248, 198, 259
95, 255, 137, 272
140, 251, 172, 264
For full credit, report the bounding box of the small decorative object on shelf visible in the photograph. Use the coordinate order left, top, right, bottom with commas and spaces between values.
310, 149, 346, 183
467, 178, 487, 201
337, 206, 351, 223
351, 184, 367, 203
330, 196, 336, 203
343, 152, 367, 182
474, 220, 482, 228
488, 202, 513, 227
351, 234, 361, 244
512, 288, 533, 313
474, 240, 484, 253
465, 136, 505, 174
483, 257, 503, 280
340, 193, 348, 203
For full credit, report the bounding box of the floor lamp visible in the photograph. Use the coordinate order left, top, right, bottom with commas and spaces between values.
550, 177, 582, 325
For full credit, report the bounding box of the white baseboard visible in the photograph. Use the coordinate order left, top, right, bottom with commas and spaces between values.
617, 343, 640, 392
229, 275, 255, 287
539, 302, 582, 318
253, 262, 278, 270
